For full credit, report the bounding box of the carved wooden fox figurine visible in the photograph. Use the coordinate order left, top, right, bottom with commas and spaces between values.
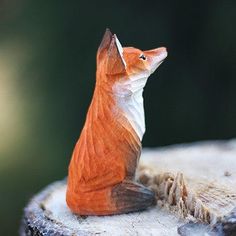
66, 29, 167, 215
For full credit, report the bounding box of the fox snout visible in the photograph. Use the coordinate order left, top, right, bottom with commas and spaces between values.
144, 47, 168, 73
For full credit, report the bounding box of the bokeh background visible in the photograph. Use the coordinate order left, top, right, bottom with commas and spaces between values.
0, 0, 235, 234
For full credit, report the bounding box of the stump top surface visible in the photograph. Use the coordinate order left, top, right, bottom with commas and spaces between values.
140, 140, 236, 189
21, 140, 236, 236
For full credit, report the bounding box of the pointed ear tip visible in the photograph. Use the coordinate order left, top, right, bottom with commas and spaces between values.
104, 28, 112, 36
98, 28, 113, 51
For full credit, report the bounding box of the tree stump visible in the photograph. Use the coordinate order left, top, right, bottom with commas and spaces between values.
20, 140, 236, 236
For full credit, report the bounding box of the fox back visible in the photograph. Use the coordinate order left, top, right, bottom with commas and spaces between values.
66, 29, 167, 215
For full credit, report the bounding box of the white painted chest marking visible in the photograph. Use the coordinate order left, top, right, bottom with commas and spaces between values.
113, 72, 150, 141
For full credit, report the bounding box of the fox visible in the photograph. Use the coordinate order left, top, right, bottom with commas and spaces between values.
66, 29, 167, 215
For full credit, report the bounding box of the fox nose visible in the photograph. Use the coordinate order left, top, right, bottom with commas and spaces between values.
157, 47, 167, 53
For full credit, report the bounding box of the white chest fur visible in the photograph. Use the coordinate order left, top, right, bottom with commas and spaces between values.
112, 73, 149, 140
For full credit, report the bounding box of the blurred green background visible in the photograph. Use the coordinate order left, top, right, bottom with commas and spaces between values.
0, 0, 235, 235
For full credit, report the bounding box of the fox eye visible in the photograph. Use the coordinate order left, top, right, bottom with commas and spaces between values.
139, 54, 147, 60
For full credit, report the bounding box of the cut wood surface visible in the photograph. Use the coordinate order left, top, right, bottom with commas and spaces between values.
138, 140, 236, 225
21, 140, 236, 236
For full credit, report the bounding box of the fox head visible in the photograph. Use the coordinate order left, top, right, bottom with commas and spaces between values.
96, 29, 167, 96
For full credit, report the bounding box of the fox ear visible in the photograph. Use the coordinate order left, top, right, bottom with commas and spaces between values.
106, 35, 126, 75
97, 28, 113, 59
